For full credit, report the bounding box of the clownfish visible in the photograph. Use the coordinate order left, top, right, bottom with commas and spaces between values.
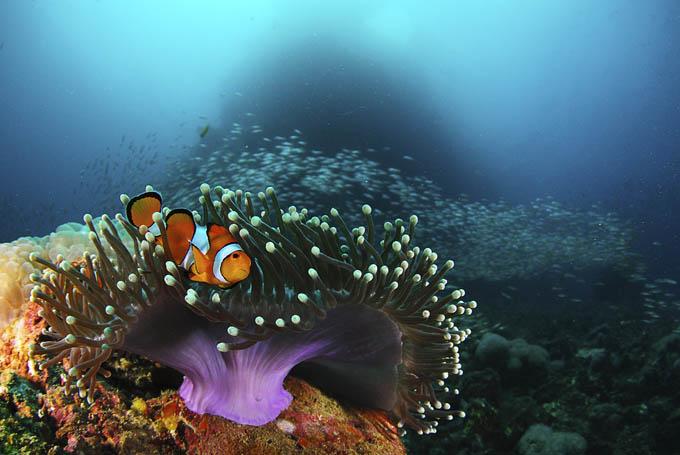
125, 191, 251, 288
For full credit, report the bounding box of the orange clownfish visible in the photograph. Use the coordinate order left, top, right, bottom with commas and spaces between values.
126, 191, 251, 288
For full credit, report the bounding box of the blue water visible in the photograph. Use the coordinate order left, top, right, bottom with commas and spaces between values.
2, 2, 677, 278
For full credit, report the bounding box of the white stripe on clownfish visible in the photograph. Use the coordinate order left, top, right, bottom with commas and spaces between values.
179, 224, 209, 270
213, 243, 243, 284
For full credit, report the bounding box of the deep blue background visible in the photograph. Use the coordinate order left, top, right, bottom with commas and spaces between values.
1, 1, 678, 276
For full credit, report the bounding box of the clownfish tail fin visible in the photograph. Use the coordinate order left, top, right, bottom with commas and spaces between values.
126, 191, 163, 228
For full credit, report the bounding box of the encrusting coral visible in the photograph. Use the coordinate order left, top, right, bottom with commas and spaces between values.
29, 184, 475, 435
0, 238, 42, 326
0, 220, 125, 329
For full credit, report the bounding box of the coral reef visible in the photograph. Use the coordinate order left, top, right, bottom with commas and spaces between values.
404, 285, 680, 455
0, 297, 405, 454
517, 424, 586, 455
29, 184, 473, 434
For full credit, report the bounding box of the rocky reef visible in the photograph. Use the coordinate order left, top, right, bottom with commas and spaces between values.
404, 290, 680, 455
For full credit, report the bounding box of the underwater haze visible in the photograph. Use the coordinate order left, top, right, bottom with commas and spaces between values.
1, 1, 680, 454
2, 1, 679, 265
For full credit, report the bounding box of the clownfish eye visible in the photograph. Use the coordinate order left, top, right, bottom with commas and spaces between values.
232, 253, 240, 259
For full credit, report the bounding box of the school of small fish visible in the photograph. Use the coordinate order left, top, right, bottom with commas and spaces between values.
3, 111, 676, 331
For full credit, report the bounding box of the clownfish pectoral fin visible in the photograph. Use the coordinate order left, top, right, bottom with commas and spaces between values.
126, 191, 162, 228
165, 209, 196, 265
188, 270, 211, 284
190, 243, 212, 276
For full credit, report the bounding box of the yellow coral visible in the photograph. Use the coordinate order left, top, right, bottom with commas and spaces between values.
131, 397, 148, 415
43, 222, 92, 262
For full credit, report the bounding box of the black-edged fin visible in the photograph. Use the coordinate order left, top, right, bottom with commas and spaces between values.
165, 208, 197, 265
126, 191, 163, 228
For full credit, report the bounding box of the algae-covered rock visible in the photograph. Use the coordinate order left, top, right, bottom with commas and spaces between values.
475, 332, 550, 380
0, 374, 53, 455
475, 333, 510, 368
517, 424, 586, 455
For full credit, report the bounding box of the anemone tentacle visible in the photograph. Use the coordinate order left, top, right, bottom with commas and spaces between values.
30, 184, 474, 434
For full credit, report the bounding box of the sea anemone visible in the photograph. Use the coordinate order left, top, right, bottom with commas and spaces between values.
29, 184, 474, 434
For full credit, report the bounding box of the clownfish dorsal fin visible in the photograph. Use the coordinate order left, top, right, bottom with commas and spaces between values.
126, 191, 162, 228
165, 209, 196, 265
190, 243, 211, 275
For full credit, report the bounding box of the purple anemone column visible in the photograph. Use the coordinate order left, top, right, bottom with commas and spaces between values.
123, 296, 402, 426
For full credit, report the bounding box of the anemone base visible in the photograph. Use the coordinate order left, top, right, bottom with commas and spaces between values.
124, 298, 402, 426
